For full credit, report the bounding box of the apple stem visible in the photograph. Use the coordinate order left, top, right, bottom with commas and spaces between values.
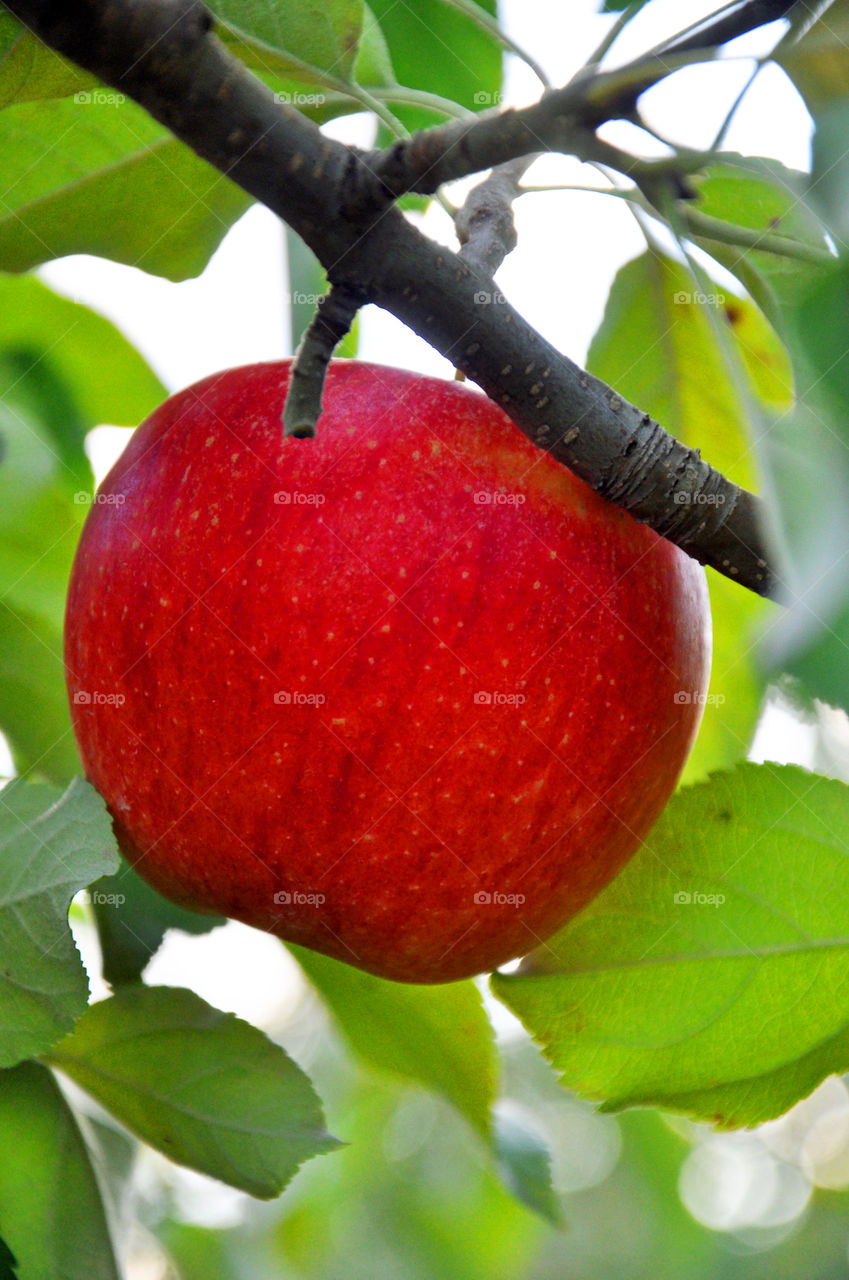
283, 285, 362, 439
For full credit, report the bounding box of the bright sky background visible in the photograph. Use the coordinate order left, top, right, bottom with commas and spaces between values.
36, 0, 820, 1027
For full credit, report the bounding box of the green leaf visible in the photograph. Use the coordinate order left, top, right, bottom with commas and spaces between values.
0, 777, 118, 1067
686, 153, 833, 326
683, 569, 769, 787
212, 0, 363, 82
154, 1220, 240, 1279
758, 256, 849, 712
809, 102, 849, 252
0, 12, 95, 108
585, 251, 779, 779
690, 155, 828, 259
662, 1016, 849, 1130
367, 0, 501, 129
353, 2, 396, 88
494, 1108, 562, 1226
91, 857, 226, 987
587, 252, 790, 486
775, 0, 849, 112
0, 1061, 119, 1280
774, 6, 849, 252
492, 763, 849, 1126
210, 0, 376, 127
47, 985, 341, 1198
0, 274, 166, 428
289, 944, 496, 1142
0, 275, 164, 781
0, 587, 82, 785
0, 97, 251, 279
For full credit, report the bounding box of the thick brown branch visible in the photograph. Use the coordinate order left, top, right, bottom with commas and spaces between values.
2, 0, 781, 598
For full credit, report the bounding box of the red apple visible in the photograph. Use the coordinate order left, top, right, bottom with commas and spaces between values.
65, 360, 710, 983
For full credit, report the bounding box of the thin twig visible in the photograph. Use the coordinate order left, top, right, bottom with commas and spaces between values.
283, 285, 363, 438
455, 155, 536, 276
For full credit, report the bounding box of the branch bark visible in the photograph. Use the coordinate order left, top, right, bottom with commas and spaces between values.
455, 156, 533, 276
3, 0, 781, 599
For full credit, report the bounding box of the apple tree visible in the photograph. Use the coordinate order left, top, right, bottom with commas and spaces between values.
2, 1, 849, 1276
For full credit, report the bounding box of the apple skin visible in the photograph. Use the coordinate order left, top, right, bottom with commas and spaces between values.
65, 360, 710, 983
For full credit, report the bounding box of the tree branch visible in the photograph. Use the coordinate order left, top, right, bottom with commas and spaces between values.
651, 0, 800, 57
2, 0, 782, 599
455, 156, 534, 277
